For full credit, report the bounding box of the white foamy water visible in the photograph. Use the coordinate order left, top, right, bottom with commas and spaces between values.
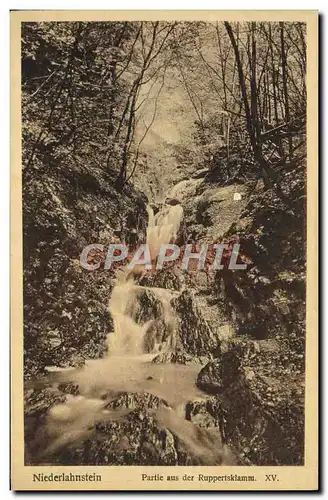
62, 355, 203, 406
107, 203, 183, 356
146, 204, 183, 259
40, 355, 224, 463
107, 281, 147, 356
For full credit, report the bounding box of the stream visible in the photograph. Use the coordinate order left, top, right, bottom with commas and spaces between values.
27, 183, 233, 465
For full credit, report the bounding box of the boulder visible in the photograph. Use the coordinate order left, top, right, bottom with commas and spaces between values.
193, 339, 305, 465
152, 350, 208, 365
172, 290, 221, 357
185, 397, 222, 428
105, 392, 167, 411
165, 198, 181, 206
196, 359, 224, 394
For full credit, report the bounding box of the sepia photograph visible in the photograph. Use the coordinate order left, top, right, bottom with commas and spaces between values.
11, 10, 318, 491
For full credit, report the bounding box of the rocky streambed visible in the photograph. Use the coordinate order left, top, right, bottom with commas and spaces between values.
24, 178, 305, 467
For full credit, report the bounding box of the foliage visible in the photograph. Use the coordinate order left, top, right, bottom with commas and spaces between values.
172, 21, 306, 188
22, 22, 150, 376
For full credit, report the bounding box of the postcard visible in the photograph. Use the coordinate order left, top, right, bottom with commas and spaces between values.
11, 10, 318, 491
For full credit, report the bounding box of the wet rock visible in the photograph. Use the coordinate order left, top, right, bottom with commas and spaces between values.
41, 389, 230, 466
193, 339, 305, 465
152, 350, 208, 365
130, 288, 177, 352
58, 382, 79, 395
24, 388, 67, 465
196, 359, 225, 394
132, 289, 164, 324
140, 268, 182, 291
143, 318, 175, 353
25, 388, 67, 418
196, 340, 266, 395
63, 410, 181, 465
185, 397, 222, 428
52, 391, 187, 466
60, 401, 229, 466
149, 203, 160, 215
165, 198, 181, 206
172, 290, 221, 357
220, 370, 304, 465
105, 392, 168, 411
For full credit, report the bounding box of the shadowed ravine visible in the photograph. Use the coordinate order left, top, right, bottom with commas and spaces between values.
22, 20, 306, 469
24, 173, 306, 467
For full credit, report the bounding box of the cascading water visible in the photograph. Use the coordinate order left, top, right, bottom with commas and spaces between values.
107, 281, 147, 356
146, 203, 183, 259
107, 203, 183, 357
29, 200, 232, 465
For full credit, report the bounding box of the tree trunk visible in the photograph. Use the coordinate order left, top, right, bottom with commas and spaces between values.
224, 21, 271, 189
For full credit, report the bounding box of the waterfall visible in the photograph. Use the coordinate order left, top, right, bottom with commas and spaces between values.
107, 281, 147, 356
31, 197, 231, 466
146, 204, 183, 259
107, 202, 183, 357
